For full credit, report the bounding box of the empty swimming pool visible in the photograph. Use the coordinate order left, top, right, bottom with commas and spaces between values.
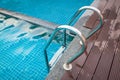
0, 0, 93, 24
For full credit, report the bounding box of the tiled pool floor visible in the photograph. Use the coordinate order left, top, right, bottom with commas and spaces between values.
0, 13, 61, 80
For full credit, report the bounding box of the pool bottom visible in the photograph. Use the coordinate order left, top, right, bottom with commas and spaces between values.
0, 13, 62, 80
0, 11, 75, 80
0, 38, 61, 80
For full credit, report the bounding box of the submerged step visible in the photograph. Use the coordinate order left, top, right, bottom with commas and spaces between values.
49, 46, 65, 69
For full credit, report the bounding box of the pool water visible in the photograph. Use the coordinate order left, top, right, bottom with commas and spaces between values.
0, 13, 73, 80
0, 0, 93, 24
0, 0, 93, 79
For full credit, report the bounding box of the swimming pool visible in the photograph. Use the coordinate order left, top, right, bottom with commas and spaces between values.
0, 0, 93, 24
0, 13, 74, 80
0, 0, 94, 80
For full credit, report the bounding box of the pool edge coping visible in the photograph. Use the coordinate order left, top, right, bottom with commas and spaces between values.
0, 8, 59, 30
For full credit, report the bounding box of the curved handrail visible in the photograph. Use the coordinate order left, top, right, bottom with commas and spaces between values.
68, 6, 103, 39
44, 6, 103, 72
44, 25, 86, 72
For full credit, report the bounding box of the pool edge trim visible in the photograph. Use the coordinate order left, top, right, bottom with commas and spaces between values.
0, 8, 59, 30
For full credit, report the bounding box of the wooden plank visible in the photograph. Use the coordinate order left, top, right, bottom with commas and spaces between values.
61, 2, 106, 80
92, 6, 120, 80
92, 39, 118, 80
74, 0, 112, 68
71, 19, 104, 80
61, 20, 102, 80
85, 0, 107, 29
62, 0, 112, 79
108, 8, 120, 80
85, 13, 98, 29
97, 0, 108, 11
61, 0, 119, 79
108, 39, 120, 80
76, 0, 117, 79
61, 63, 80, 80
107, 0, 120, 20
76, 19, 111, 80
102, 0, 119, 19
76, 21, 100, 66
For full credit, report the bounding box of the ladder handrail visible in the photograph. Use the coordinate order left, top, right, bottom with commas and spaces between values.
44, 25, 86, 72
43, 6, 103, 72
68, 6, 103, 39
63, 6, 103, 71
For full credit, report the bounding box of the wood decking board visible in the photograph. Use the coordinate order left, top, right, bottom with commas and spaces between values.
76, 18, 112, 80
92, 29, 119, 80
108, 39, 120, 80
62, 0, 110, 79
61, 0, 120, 80
61, 7, 103, 80
76, 0, 115, 79
61, 23, 97, 80
85, 0, 107, 29
61, 58, 83, 80
92, 2, 120, 80
85, 12, 98, 29
61, 15, 104, 80
108, 8, 120, 80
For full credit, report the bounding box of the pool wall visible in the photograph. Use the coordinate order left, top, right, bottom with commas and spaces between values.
0, 8, 59, 30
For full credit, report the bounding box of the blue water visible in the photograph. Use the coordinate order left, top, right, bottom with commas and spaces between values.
0, 14, 62, 80
0, 0, 93, 79
0, 0, 93, 24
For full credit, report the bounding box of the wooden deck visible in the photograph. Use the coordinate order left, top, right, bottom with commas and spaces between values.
61, 0, 120, 80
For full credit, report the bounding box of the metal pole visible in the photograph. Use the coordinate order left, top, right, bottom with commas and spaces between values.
44, 50, 50, 72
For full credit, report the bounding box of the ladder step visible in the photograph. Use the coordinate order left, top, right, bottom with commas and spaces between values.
49, 46, 65, 69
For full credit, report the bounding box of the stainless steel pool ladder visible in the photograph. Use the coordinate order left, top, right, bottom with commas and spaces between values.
63, 6, 103, 71
43, 6, 103, 72
44, 25, 86, 72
